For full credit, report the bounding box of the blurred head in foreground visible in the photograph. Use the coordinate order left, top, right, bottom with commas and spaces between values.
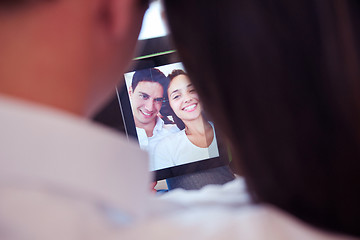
0, 0, 148, 117
164, 0, 360, 237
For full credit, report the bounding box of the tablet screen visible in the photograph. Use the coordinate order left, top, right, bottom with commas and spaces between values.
117, 52, 230, 181
124, 62, 221, 170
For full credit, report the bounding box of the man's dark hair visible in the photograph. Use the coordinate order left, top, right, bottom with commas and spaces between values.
164, 0, 360, 237
0, 0, 150, 9
131, 68, 169, 97
0, 0, 55, 8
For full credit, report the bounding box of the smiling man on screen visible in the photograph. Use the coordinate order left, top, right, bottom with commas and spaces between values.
129, 68, 179, 170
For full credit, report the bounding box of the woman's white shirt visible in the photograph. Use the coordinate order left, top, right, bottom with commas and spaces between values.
152, 122, 220, 170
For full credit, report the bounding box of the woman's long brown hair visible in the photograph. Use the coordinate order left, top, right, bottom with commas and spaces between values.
164, 0, 360, 236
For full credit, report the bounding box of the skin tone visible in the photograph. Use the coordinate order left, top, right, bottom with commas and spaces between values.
129, 81, 164, 137
168, 74, 214, 148
0, 0, 146, 117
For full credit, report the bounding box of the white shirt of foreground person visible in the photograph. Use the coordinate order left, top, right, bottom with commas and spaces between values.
136, 117, 179, 170
0, 96, 151, 240
152, 122, 219, 170
123, 178, 357, 240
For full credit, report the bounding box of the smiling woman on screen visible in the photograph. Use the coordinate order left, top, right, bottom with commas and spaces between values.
152, 69, 219, 170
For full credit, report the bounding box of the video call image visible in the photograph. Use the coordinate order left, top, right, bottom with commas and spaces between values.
124, 62, 220, 171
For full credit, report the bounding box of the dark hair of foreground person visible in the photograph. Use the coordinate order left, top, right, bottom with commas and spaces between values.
164, 0, 360, 237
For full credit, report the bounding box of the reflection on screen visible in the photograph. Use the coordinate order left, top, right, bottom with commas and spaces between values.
124, 62, 220, 171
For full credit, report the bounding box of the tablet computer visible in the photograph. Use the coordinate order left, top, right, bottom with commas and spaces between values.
94, 0, 232, 188
118, 50, 230, 181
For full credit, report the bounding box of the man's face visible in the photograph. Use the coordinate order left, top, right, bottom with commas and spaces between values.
130, 81, 164, 127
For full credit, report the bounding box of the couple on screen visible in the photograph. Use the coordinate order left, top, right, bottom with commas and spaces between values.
129, 68, 219, 171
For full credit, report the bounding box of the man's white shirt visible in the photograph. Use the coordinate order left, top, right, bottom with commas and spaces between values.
136, 117, 179, 170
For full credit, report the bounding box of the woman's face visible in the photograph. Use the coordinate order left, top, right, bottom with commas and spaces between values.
168, 74, 202, 121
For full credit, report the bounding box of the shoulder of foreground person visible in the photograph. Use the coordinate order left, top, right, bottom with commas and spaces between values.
0, 96, 152, 240
122, 204, 358, 240
123, 178, 357, 240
